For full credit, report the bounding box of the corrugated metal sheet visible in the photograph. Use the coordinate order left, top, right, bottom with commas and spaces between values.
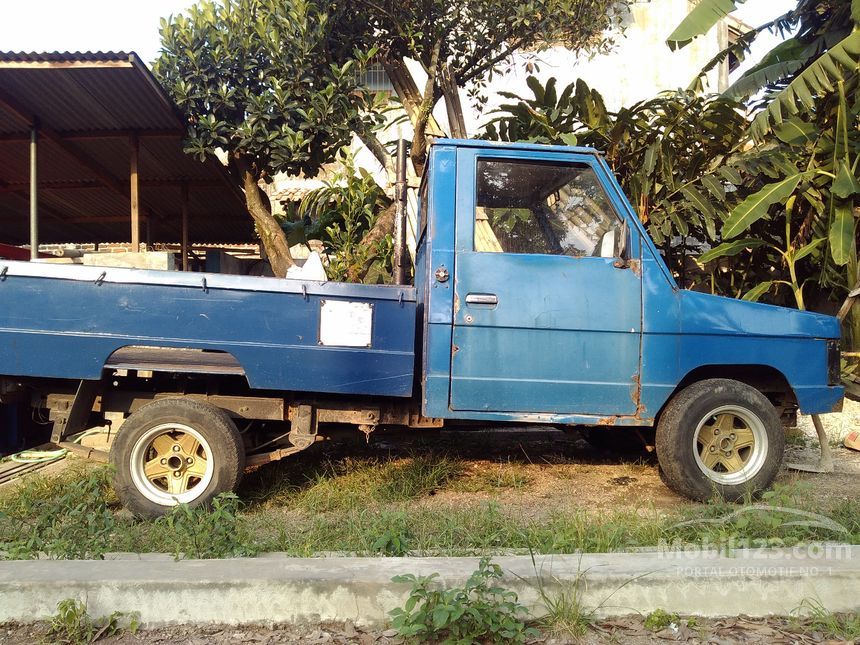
0, 51, 131, 63
0, 51, 182, 133
0, 52, 250, 245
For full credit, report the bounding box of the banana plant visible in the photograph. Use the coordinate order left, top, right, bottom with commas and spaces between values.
669, 0, 859, 131
700, 198, 826, 309
669, 0, 860, 356
713, 81, 859, 286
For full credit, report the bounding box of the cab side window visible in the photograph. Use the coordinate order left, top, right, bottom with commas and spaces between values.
475, 158, 623, 258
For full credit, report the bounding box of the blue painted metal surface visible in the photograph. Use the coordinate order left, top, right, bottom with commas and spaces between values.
640, 251, 843, 415
0, 262, 417, 397
0, 138, 844, 421
448, 146, 643, 415
421, 140, 843, 420
418, 145, 459, 416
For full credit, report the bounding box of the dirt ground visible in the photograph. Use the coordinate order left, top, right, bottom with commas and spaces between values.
5, 401, 859, 520
211, 398, 860, 516
256, 400, 860, 519
4, 614, 857, 644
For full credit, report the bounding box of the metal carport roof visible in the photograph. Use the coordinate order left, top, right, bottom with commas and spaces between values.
0, 51, 253, 247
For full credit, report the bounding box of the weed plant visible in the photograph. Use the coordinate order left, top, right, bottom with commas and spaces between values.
390, 557, 539, 644
47, 598, 138, 644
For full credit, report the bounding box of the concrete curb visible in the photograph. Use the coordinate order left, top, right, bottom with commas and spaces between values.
1, 546, 858, 626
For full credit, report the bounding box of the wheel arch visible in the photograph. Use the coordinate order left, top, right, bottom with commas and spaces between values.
103, 344, 248, 382
656, 364, 798, 424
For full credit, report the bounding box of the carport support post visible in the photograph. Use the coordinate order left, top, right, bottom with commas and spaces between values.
129, 132, 140, 251
29, 125, 38, 259
181, 181, 189, 271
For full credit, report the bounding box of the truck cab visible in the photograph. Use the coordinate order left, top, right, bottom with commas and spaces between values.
416, 140, 842, 498
0, 139, 843, 514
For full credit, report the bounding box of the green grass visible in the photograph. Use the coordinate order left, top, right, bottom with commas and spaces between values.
240, 454, 463, 511
793, 600, 860, 641
530, 562, 594, 639
449, 461, 533, 493
1, 456, 858, 560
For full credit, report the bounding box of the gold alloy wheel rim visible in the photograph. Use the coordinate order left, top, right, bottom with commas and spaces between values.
141, 427, 210, 497
692, 404, 768, 486
696, 412, 756, 474
129, 422, 215, 506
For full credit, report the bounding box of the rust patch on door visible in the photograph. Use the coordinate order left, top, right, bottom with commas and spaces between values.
630, 373, 647, 419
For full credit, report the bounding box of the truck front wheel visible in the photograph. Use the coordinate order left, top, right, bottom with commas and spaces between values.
656, 379, 784, 501
110, 398, 245, 517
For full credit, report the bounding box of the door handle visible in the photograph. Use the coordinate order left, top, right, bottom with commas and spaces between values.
465, 293, 498, 305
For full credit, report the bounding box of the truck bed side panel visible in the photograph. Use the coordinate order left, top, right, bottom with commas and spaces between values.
0, 262, 417, 397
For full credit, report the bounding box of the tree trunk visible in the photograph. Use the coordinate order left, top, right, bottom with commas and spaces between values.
360, 202, 396, 248
410, 41, 443, 174
234, 156, 295, 277
382, 59, 445, 138
357, 202, 397, 281
440, 65, 468, 139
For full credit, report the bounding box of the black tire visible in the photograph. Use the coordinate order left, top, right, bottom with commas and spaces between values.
655, 378, 784, 502
580, 427, 653, 454
110, 398, 245, 518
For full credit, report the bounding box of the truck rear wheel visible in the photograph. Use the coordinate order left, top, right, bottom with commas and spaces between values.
110, 398, 245, 518
655, 379, 784, 502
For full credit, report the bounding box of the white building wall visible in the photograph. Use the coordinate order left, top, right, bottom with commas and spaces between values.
463, 0, 727, 133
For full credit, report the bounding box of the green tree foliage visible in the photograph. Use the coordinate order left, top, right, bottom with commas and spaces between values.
154, 0, 381, 277
669, 0, 859, 345
352, 0, 633, 171
669, 0, 859, 136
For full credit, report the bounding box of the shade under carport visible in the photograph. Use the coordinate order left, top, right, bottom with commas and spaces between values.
0, 51, 252, 253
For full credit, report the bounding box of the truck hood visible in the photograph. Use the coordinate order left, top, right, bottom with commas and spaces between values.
678, 290, 840, 339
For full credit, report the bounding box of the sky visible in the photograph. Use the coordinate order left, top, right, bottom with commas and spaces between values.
0, 0, 196, 66
0, 0, 796, 71
730, 0, 797, 77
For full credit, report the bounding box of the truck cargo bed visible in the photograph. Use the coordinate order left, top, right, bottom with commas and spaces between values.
0, 262, 417, 397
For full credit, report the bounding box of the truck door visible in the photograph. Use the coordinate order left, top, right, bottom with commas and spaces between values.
450, 149, 642, 416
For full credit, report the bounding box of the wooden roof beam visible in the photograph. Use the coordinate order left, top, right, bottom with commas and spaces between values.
0, 178, 225, 193
0, 129, 182, 142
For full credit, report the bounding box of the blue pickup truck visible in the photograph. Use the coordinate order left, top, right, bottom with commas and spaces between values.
0, 139, 843, 516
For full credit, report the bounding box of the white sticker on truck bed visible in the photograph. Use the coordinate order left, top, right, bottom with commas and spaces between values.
319, 300, 373, 347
